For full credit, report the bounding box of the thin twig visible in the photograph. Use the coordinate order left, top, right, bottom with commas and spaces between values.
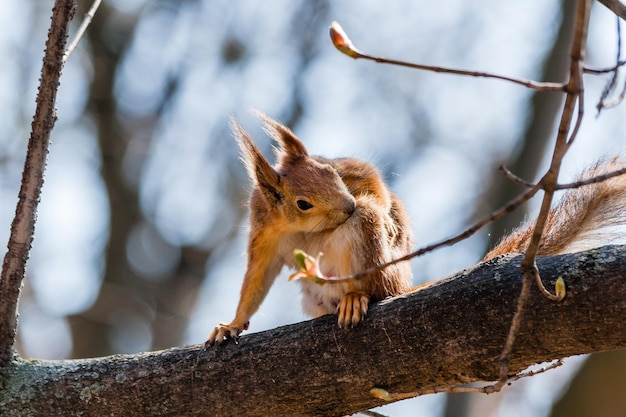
0, 0, 76, 366
508, 359, 564, 382
583, 60, 626, 74
371, 360, 564, 400
499, 165, 534, 188
359, 411, 390, 417
496, 166, 626, 191
597, 17, 623, 112
530, 265, 563, 301
329, 22, 565, 92
521, 0, 589, 292
600, 78, 626, 109
488, 266, 535, 393
366, 56, 566, 91
63, 0, 102, 63
596, 0, 626, 22
568, 82, 585, 146
557, 166, 626, 189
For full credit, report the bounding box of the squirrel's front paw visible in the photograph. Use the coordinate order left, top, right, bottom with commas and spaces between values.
205, 321, 249, 348
337, 291, 370, 329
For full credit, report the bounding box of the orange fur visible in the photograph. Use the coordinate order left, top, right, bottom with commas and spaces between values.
484, 156, 626, 261
206, 114, 412, 345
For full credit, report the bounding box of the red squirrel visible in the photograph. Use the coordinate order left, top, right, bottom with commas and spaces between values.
206, 113, 626, 346
207, 113, 412, 346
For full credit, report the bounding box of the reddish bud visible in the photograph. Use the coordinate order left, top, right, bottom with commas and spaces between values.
329, 21, 363, 59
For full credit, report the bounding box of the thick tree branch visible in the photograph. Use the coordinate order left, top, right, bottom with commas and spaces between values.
1, 245, 625, 416
0, 0, 75, 366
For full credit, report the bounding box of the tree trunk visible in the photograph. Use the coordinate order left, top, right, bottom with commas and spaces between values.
2, 245, 626, 417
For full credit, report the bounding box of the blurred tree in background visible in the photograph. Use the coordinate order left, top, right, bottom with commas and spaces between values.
1, 0, 625, 415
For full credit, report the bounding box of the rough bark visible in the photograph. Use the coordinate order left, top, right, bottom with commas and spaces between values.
1, 245, 625, 417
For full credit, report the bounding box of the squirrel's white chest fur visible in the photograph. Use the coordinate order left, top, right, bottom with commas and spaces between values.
278, 222, 363, 318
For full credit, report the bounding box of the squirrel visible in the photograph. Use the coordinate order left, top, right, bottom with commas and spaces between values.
206, 113, 412, 346
206, 112, 626, 347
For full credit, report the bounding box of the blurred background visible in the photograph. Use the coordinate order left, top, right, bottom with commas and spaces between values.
1, 0, 626, 416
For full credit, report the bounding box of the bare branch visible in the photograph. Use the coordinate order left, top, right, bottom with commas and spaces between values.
499, 165, 534, 188
520, 0, 589, 288
63, 0, 102, 63
359, 411, 390, 417
598, 79, 626, 109
567, 82, 586, 146
373, 360, 564, 399
597, 0, 626, 21
497, 165, 626, 192
596, 17, 624, 112
364, 56, 565, 91
0, 0, 76, 366
583, 60, 626, 74
556, 166, 626, 189
329, 21, 565, 92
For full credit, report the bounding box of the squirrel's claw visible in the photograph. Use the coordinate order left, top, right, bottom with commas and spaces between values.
205, 321, 248, 348
337, 291, 370, 329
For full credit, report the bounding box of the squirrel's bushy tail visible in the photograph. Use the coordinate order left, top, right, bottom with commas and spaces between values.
484, 156, 626, 261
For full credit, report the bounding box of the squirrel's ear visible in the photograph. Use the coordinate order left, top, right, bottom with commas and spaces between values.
232, 118, 283, 204
254, 111, 308, 166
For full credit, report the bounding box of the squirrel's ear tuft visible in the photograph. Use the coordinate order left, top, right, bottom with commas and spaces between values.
254, 110, 308, 166
231, 118, 283, 203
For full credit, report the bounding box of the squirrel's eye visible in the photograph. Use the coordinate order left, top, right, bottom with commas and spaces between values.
296, 200, 314, 211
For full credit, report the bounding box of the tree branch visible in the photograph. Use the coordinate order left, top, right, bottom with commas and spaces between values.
0, 0, 76, 366
597, 0, 626, 21
2, 245, 626, 416
329, 21, 565, 91
63, 0, 102, 63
